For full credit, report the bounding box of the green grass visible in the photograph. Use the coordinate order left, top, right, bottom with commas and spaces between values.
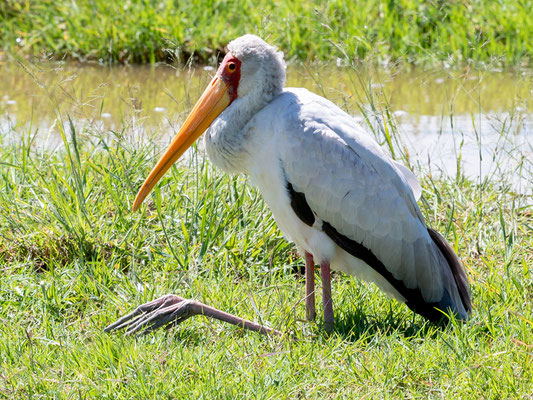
0, 61, 532, 398
1, 0, 532, 66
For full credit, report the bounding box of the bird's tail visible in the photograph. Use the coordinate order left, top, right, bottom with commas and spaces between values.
428, 228, 472, 319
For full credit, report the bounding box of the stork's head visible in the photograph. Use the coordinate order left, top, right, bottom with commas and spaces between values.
223, 35, 286, 101
132, 35, 286, 211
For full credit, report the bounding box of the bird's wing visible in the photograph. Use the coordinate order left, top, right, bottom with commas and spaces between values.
274, 89, 444, 303
391, 160, 422, 201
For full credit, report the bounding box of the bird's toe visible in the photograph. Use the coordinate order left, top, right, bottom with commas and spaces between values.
104, 294, 187, 333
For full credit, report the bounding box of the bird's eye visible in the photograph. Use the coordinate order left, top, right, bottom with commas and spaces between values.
228, 63, 236, 71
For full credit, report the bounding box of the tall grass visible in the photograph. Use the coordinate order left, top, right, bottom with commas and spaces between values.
1, 0, 531, 66
0, 55, 532, 397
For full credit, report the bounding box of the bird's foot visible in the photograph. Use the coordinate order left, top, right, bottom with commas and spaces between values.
104, 294, 282, 336
104, 294, 196, 336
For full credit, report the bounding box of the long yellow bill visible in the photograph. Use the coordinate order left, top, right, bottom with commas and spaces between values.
132, 76, 231, 212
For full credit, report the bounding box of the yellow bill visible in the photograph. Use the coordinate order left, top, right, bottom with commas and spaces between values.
132, 75, 231, 212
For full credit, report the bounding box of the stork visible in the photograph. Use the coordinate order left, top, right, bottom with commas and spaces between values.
105, 35, 471, 336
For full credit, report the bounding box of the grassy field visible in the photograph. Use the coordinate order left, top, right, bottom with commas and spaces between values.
0, 59, 532, 397
1, 0, 532, 66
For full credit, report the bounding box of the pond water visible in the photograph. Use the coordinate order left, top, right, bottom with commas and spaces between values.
1, 60, 532, 195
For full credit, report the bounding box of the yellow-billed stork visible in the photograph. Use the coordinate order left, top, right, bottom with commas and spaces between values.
105, 35, 471, 336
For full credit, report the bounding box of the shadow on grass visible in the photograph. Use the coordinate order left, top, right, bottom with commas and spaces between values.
328, 308, 441, 343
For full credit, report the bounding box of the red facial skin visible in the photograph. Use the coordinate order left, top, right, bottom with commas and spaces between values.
217, 53, 241, 103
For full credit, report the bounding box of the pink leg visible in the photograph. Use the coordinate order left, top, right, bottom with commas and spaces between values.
320, 260, 334, 333
305, 252, 316, 321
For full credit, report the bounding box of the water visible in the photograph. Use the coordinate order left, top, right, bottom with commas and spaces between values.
1, 60, 532, 195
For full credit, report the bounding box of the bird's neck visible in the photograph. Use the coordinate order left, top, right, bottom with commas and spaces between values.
204, 88, 278, 174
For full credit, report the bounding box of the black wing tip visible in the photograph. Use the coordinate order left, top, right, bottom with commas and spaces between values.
406, 288, 468, 325
427, 228, 472, 314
